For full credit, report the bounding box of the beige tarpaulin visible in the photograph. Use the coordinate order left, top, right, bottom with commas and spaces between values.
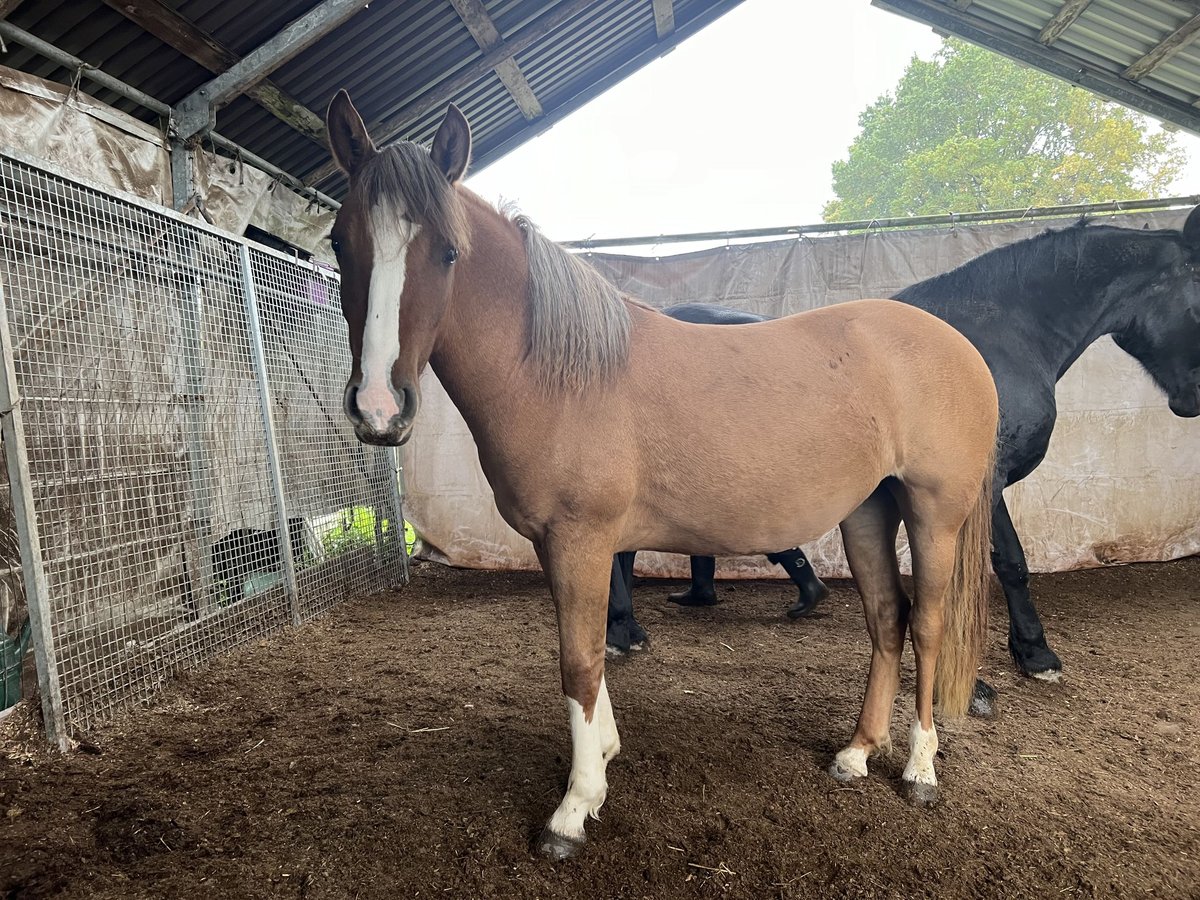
403, 209, 1200, 579
0, 66, 335, 263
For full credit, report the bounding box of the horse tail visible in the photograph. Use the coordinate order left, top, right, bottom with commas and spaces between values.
935, 441, 995, 718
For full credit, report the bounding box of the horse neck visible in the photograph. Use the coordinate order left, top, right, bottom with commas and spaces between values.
924, 228, 1155, 380
1036, 229, 1170, 379
427, 198, 536, 437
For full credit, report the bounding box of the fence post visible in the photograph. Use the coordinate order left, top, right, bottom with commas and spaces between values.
174, 226, 216, 619
389, 448, 410, 586
0, 282, 68, 749
239, 244, 301, 626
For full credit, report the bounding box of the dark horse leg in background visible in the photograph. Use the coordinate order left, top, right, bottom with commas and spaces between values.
969, 410, 1063, 716
606, 551, 646, 653
992, 499, 1061, 670
668, 549, 829, 617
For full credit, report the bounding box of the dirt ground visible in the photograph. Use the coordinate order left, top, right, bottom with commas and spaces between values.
2, 558, 1198, 899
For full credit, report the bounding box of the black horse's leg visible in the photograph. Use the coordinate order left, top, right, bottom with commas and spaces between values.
667, 555, 719, 606
766, 548, 830, 618
606, 551, 647, 654
992, 497, 1062, 680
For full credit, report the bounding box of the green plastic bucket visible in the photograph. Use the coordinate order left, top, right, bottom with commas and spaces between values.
1, 620, 31, 710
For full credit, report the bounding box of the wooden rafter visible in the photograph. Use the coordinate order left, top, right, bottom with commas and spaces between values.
449, 0, 543, 121
305, 0, 595, 187
652, 0, 675, 38
1123, 12, 1200, 81
0, 0, 25, 21
100, 0, 326, 144
1038, 0, 1092, 46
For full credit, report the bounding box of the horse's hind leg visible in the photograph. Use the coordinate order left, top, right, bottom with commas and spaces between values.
535, 535, 621, 860
901, 503, 965, 806
831, 485, 907, 781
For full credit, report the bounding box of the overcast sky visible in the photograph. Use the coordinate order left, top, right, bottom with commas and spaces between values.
466, 0, 1200, 251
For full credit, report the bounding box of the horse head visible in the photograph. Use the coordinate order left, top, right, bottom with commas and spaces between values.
325, 90, 473, 445
1111, 205, 1200, 418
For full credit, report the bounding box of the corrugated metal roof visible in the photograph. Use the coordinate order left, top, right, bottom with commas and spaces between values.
874, 0, 1200, 135
0, 0, 746, 201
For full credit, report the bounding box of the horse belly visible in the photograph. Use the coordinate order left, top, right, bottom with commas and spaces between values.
629, 423, 887, 556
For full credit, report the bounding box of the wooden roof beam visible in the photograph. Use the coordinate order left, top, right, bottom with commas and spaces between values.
1123, 12, 1200, 81
448, 0, 543, 121
100, 0, 325, 144
652, 0, 675, 38
305, 0, 596, 187
1038, 0, 1092, 46
175, 0, 368, 140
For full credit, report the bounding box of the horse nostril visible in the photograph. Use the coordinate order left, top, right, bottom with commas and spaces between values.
398, 383, 421, 427
343, 381, 364, 425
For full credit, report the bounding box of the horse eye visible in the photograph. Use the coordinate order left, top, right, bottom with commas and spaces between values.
443, 247, 459, 265
330, 238, 342, 255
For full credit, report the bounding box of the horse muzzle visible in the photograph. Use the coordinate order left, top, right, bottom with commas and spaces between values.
344, 379, 420, 445
1168, 383, 1200, 418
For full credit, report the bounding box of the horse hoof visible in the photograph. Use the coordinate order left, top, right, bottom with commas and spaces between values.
1011, 643, 1062, 681
828, 760, 864, 783
969, 679, 997, 718
667, 588, 718, 607
538, 827, 585, 861
903, 780, 939, 807
606, 639, 648, 660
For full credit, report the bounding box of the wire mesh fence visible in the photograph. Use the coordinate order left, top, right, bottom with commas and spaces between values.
0, 150, 407, 742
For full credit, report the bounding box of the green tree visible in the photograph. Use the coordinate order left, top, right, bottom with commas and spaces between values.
824, 40, 1186, 221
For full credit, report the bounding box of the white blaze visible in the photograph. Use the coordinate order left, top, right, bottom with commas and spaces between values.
357, 206, 420, 432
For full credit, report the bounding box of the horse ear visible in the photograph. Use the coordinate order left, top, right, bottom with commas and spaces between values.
1183, 204, 1200, 252
326, 89, 376, 178
431, 104, 472, 183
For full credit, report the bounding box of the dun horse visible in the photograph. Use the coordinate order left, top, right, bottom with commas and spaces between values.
326, 91, 999, 857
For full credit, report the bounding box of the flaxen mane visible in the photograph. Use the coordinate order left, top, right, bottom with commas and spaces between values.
513, 214, 631, 393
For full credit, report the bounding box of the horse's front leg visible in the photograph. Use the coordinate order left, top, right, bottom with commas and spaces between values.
992, 497, 1061, 681
536, 536, 621, 860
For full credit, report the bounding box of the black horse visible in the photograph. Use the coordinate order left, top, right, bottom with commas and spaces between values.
606, 210, 1200, 710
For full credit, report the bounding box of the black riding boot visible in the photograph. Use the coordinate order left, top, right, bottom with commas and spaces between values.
766, 548, 830, 618
667, 555, 719, 606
